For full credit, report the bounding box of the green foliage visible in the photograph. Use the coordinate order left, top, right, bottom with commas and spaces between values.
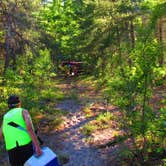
33, 49, 53, 78
120, 147, 134, 161
96, 111, 113, 126
81, 123, 97, 136
153, 66, 166, 86
101, 2, 165, 163
39, 0, 82, 63
41, 87, 64, 101
0, 48, 64, 125
147, 108, 166, 142
83, 106, 94, 118
81, 111, 113, 136
0, 0, 165, 164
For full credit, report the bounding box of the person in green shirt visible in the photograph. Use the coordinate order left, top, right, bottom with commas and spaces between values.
0, 95, 42, 166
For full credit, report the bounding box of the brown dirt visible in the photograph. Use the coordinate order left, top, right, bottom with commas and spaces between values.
38, 77, 122, 166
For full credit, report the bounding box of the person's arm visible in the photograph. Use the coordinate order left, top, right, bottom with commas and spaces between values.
22, 110, 42, 156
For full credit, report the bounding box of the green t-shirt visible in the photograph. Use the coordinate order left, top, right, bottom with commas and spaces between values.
2, 108, 31, 150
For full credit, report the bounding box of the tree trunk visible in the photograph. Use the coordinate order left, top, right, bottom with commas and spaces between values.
4, 15, 12, 74
157, 17, 166, 66
130, 20, 135, 49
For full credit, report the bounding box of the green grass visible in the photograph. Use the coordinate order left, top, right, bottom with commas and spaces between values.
81, 123, 98, 136
81, 111, 113, 136
83, 106, 94, 118
96, 111, 113, 125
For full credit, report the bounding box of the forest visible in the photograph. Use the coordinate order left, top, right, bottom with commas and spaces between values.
0, 0, 166, 165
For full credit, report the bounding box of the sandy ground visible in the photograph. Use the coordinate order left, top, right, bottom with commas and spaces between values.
38, 78, 122, 166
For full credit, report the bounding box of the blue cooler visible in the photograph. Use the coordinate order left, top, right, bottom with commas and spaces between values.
24, 147, 59, 166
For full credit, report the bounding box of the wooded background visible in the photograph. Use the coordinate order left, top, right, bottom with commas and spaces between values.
0, 0, 166, 165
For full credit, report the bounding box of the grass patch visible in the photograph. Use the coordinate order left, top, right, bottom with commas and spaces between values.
81, 111, 114, 136
81, 123, 98, 136
41, 87, 64, 101
95, 111, 113, 126
83, 106, 94, 118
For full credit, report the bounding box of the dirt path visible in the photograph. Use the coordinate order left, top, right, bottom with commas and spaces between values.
40, 77, 120, 166
0, 77, 165, 166
46, 109, 106, 166
0, 77, 121, 166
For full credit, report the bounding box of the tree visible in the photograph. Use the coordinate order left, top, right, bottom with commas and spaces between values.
0, 0, 42, 74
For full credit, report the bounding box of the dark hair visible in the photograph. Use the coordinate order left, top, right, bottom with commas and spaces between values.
7, 95, 20, 108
